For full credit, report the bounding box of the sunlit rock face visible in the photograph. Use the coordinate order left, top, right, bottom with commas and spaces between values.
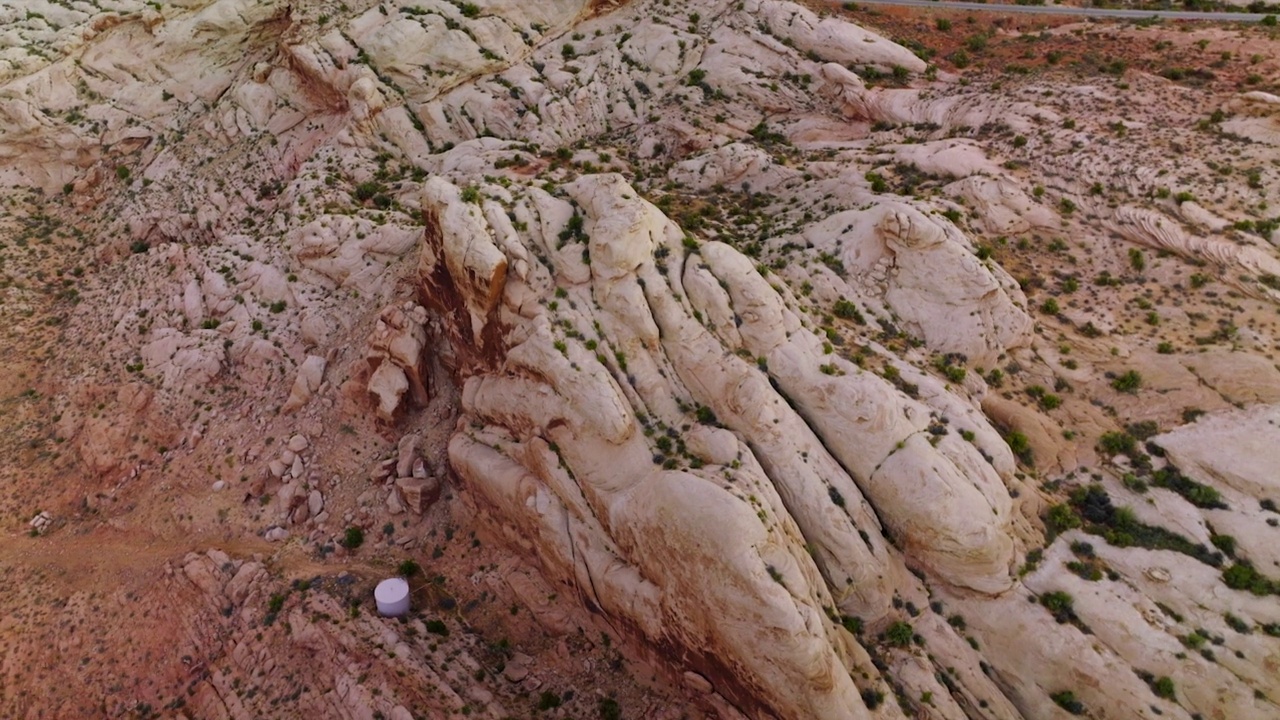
4, 0, 1280, 718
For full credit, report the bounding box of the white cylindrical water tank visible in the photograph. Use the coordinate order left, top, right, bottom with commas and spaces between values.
374, 577, 411, 617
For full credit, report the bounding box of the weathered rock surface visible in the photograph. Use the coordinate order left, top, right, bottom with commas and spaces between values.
755, 0, 927, 74
283, 356, 327, 413
365, 303, 431, 421
394, 476, 440, 515
802, 202, 1031, 365
1155, 405, 1280, 502
4, 0, 1280, 719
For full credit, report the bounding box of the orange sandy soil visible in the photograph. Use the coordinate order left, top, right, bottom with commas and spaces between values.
802, 0, 1280, 92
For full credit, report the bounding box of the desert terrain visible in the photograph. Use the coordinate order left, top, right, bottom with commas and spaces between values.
1, 0, 1279, 718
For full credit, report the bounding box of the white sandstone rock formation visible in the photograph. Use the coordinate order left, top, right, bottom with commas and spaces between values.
283, 355, 328, 413
5, 0, 1280, 718
364, 303, 431, 421
801, 202, 1032, 364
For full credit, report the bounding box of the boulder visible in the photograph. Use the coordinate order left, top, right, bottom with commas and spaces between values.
396, 434, 418, 478
278, 481, 302, 511
308, 490, 324, 518
29, 512, 52, 534
386, 490, 405, 515
365, 304, 430, 421
226, 562, 264, 604
502, 657, 530, 683
367, 362, 410, 422
395, 476, 441, 515
183, 557, 224, 597
683, 671, 713, 694
282, 353, 327, 409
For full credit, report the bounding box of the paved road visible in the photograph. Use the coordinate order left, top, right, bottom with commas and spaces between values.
840, 0, 1273, 21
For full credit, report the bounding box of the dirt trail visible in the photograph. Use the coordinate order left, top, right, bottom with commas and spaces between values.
0, 526, 251, 588
0, 522, 369, 595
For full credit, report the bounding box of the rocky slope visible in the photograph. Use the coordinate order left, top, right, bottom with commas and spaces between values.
2, 0, 1280, 718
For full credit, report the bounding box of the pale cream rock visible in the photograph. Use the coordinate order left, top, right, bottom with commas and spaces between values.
283, 355, 327, 413
753, 0, 926, 73
421, 178, 509, 345
1155, 404, 1280, 502
365, 304, 431, 421
801, 202, 1032, 365
945, 175, 1058, 235
368, 362, 411, 423
7, 0, 1278, 717
1110, 206, 1280, 295
140, 329, 225, 389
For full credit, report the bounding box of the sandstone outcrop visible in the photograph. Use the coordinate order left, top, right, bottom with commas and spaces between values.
365, 303, 431, 421
1155, 404, 1280, 502
5, 0, 1280, 718
801, 202, 1031, 365
435, 172, 1024, 716
283, 354, 328, 413
1110, 206, 1280, 298
754, 0, 927, 74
